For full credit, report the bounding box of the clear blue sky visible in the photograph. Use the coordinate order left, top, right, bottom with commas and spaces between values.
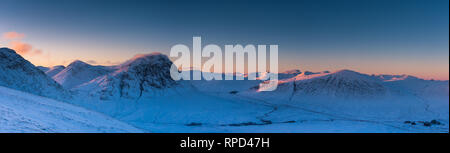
0, 0, 448, 79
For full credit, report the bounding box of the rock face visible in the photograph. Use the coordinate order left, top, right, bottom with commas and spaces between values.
52, 60, 113, 89
278, 69, 302, 79
0, 48, 67, 99
76, 53, 177, 100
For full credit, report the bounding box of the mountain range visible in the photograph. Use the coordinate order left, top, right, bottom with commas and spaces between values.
0, 47, 448, 133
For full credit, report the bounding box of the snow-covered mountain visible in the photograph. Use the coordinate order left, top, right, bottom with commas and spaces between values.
240, 69, 448, 101
376, 74, 419, 82
291, 70, 387, 97
0, 86, 142, 133
200, 70, 388, 100
36, 65, 66, 77
75, 53, 177, 100
37, 66, 50, 72
375, 74, 448, 96
232, 69, 448, 124
52, 60, 113, 89
45, 65, 66, 77
0, 48, 68, 100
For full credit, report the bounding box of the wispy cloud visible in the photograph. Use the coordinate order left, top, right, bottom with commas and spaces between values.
3, 31, 25, 39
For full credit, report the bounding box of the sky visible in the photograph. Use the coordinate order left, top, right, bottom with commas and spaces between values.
0, 0, 448, 80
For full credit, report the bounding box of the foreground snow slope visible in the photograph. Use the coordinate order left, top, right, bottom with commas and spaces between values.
0, 86, 142, 133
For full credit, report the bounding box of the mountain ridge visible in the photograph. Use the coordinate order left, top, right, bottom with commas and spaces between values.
0, 48, 69, 100
74, 53, 177, 100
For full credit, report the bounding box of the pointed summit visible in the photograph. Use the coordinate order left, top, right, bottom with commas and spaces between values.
53, 60, 113, 89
